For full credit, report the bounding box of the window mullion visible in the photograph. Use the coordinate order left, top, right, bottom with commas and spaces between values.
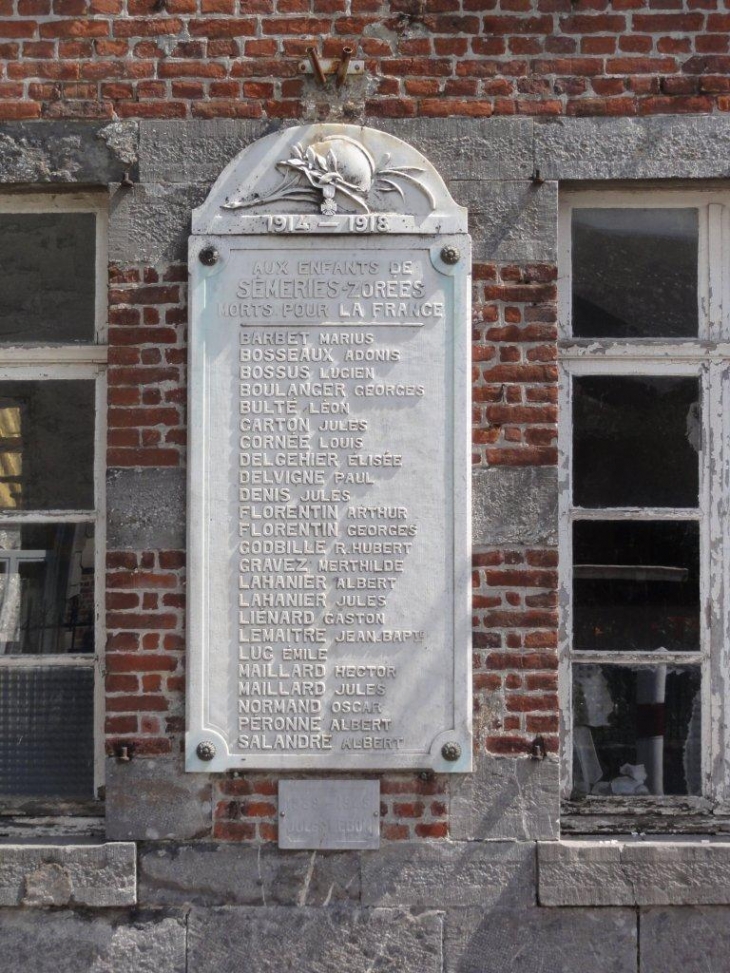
558, 362, 574, 799
708, 361, 730, 802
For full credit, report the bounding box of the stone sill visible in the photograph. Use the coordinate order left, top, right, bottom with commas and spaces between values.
0, 842, 136, 907
538, 838, 730, 907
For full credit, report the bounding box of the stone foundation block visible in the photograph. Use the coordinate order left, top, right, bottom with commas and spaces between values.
0, 910, 185, 973
188, 906, 443, 973
539, 840, 730, 906
640, 906, 730, 973
445, 905, 636, 973
361, 841, 534, 909
0, 843, 135, 908
139, 843, 359, 906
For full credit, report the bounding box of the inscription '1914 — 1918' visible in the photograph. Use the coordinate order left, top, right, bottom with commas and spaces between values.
227, 248, 449, 758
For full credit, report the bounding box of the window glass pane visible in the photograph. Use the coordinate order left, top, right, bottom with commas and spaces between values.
573, 375, 700, 508
0, 381, 94, 510
0, 524, 94, 656
0, 213, 96, 343
573, 521, 699, 653
572, 208, 698, 338
0, 667, 94, 798
572, 664, 701, 797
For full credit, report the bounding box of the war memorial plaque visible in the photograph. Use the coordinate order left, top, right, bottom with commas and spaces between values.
186, 125, 472, 774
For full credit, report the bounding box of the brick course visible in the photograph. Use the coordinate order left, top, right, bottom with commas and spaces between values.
1, 2, 730, 119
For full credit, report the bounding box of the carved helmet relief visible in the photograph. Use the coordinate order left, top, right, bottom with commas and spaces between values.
222, 134, 435, 216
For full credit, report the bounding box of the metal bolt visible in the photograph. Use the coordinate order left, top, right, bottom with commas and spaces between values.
531, 735, 547, 760
441, 741, 462, 762
199, 246, 219, 266
196, 741, 216, 761
440, 245, 460, 265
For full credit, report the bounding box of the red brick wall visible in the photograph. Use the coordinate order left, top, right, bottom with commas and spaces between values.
472, 261, 559, 758
1, 2, 730, 120
108, 264, 187, 468
104, 255, 559, 839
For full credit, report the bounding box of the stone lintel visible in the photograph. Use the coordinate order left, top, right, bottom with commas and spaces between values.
0, 121, 137, 185
535, 114, 730, 181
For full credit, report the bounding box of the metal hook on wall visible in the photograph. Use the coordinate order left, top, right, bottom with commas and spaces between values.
307, 47, 327, 87
300, 46, 365, 87
336, 46, 354, 87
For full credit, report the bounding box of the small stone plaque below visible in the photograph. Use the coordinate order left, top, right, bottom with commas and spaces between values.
278, 779, 380, 850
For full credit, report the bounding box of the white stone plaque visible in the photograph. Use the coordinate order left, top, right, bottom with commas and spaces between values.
186, 124, 472, 774
278, 779, 380, 850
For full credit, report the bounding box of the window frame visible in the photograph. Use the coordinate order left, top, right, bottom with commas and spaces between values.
0, 192, 107, 814
558, 188, 730, 828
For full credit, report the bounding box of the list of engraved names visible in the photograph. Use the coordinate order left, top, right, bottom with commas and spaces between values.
218, 246, 453, 761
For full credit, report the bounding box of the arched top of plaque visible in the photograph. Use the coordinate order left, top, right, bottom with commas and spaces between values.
192, 123, 467, 236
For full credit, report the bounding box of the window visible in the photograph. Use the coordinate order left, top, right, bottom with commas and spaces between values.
0, 196, 106, 809
559, 191, 730, 827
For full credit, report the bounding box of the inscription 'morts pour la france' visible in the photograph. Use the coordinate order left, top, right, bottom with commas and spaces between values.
186, 124, 472, 773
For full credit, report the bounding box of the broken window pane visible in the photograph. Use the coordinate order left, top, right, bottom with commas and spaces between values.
0, 213, 96, 343
572, 664, 701, 797
573, 375, 700, 508
572, 208, 698, 339
0, 523, 94, 655
0, 666, 94, 798
573, 520, 700, 653
0, 381, 94, 510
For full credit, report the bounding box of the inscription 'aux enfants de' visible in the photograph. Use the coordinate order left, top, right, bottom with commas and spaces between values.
186, 124, 473, 774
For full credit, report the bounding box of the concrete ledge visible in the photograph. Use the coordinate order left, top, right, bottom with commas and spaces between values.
0, 843, 136, 907
372, 117, 534, 181
0, 121, 137, 184
109, 181, 209, 267
535, 115, 730, 181
139, 117, 534, 185
539, 839, 730, 906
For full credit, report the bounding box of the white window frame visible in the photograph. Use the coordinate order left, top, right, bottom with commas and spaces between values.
0, 193, 108, 808
558, 188, 730, 816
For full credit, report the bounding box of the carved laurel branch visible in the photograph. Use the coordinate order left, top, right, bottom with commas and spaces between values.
222, 137, 435, 216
